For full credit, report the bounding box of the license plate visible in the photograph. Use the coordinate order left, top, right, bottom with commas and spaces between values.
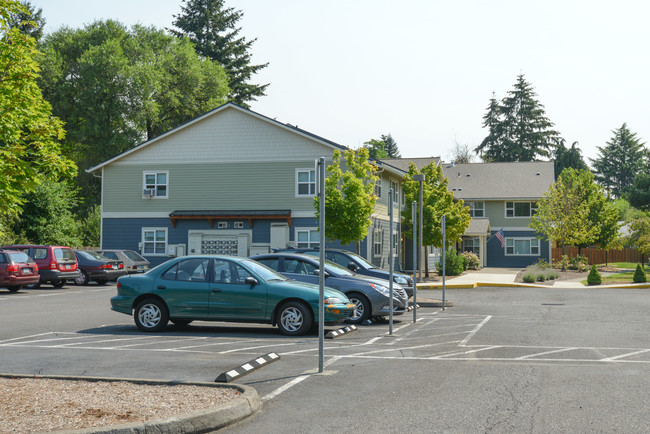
112, 265, 118, 269
22, 268, 32, 274
138, 265, 145, 269
65, 264, 71, 269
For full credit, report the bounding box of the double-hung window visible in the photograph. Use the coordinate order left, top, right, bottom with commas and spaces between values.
505, 238, 539, 256
373, 227, 383, 257
390, 180, 399, 204
143, 171, 168, 198
142, 228, 167, 255
374, 178, 382, 198
467, 201, 484, 217
296, 169, 316, 196
463, 237, 480, 254
506, 201, 537, 218
296, 228, 319, 248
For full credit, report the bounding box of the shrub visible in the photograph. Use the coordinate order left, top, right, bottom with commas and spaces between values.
461, 251, 481, 270
436, 248, 466, 276
587, 265, 601, 285
553, 255, 571, 271
536, 274, 546, 282
633, 264, 647, 283
536, 258, 551, 270
522, 273, 536, 283
569, 255, 589, 272
547, 271, 559, 280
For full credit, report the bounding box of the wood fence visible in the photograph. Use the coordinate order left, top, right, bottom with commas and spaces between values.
551, 247, 643, 265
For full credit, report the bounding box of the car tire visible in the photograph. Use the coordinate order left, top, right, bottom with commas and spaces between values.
277, 301, 312, 336
134, 298, 169, 332
95, 279, 107, 285
6, 286, 21, 293
74, 271, 89, 286
26, 282, 41, 289
52, 280, 66, 288
347, 293, 371, 324
171, 319, 193, 327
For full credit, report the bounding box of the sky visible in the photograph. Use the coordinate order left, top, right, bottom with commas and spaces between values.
30, 0, 650, 164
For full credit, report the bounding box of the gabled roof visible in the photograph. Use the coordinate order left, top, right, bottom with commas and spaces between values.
86, 102, 348, 173
378, 157, 441, 172
443, 161, 555, 200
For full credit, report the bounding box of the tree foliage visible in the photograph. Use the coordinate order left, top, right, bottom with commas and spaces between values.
625, 213, 650, 265
625, 172, 650, 211
314, 148, 378, 252
362, 138, 388, 160
7, 0, 44, 40
449, 140, 474, 164
531, 168, 620, 255
382, 134, 401, 158
38, 20, 230, 209
590, 123, 647, 198
553, 139, 588, 179
171, 0, 268, 107
475, 75, 561, 162
0, 0, 76, 218
401, 162, 471, 275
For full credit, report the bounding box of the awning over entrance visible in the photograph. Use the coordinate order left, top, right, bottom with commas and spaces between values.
169, 210, 292, 228
463, 217, 491, 236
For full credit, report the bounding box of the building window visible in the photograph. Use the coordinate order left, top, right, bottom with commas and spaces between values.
506, 201, 538, 218
467, 201, 484, 217
374, 178, 382, 198
505, 238, 540, 256
463, 237, 480, 254
296, 169, 316, 196
373, 227, 383, 257
392, 232, 399, 256
296, 228, 319, 248
143, 171, 168, 198
390, 180, 399, 203
234, 221, 244, 229
142, 228, 167, 255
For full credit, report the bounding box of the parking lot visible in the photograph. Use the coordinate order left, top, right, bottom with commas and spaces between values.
1, 283, 649, 432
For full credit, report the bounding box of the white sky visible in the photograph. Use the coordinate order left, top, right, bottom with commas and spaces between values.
31, 0, 650, 164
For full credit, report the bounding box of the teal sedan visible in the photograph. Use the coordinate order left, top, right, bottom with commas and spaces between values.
111, 255, 355, 335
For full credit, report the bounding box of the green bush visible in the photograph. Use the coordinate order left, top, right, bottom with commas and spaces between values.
633, 264, 647, 283
536, 274, 546, 282
547, 271, 559, 280
587, 265, 601, 285
569, 255, 589, 272
553, 255, 571, 271
536, 258, 551, 270
436, 248, 466, 276
461, 251, 481, 270
523, 273, 536, 283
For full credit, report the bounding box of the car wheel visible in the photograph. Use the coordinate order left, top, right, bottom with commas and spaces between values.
134, 298, 169, 332
171, 319, 193, 327
6, 286, 21, 293
277, 301, 312, 336
95, 279, 107, 285
74, 271, 89, 286
52, 280, 66, 288
26, 282, 41, 289
347, 293, 371, 324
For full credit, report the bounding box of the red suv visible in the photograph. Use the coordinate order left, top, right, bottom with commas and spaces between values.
0, 249, 40, 292
3, 245, 80, 288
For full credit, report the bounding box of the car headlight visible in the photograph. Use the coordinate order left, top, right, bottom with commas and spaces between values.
394, 275, 409, 285
324, 297, 344, 305
369, 283, 390, 297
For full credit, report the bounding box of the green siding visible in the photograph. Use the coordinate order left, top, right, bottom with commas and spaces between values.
485, 200, 533, 228
103, 162, 319, 212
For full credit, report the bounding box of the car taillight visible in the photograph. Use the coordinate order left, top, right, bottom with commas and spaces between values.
100, 264, 112, 269
6, 264, 18, 274
33, 263, 38, 271
119, 263, 124, 269
50, 261, 58, 270
116, 281, 121, 289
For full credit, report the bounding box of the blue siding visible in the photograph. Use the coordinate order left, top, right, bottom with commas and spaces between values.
486, 230, 549, 268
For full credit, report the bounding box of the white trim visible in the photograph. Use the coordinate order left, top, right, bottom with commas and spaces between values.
294, 227, 319, 248
295, 168, 316, 198
389, 178, 399, 205
143, 170, 169, 199
373, 226, 383, 258
103, 212, 171, 218
141, 227, 168, 256
291, 210, 316, 218
504, 237, 540, 256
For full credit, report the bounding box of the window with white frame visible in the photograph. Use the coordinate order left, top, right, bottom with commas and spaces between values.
505, 238, 540, 255
462, 237, 480, 254
373, 227, 383, 257
506, 201, 538, 217
467, 201, 484, 217
143, 171, 168, 198
142, 228, 167, 255
392, 232, 399, 256
390, 180, 399, 203
296, 228, 319, 248
296, 169, 316, 196
374, 178, 382, 198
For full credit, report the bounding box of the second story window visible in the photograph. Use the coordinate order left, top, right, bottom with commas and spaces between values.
143, 171, 168, 198
374, 178, 382, 198
390, 180, 399, 203
296, 169, 316, 196
467, 201, 484, 217
506, 201, 537, 218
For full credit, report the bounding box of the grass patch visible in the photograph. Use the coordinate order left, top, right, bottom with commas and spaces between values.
580, 271, 647, 285
599, 262, 640, 270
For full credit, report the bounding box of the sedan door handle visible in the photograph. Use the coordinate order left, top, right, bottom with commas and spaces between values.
211, 288, 221, 293
157, 285, 166, 289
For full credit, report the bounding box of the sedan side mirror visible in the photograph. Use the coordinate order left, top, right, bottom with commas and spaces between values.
244, 276, 258, 286
312, 269, 330, 278
347, 262, 358, 272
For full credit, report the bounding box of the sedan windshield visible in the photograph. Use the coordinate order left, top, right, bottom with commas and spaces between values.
240, 258, 287, 281
342, 250, 377, 269
323, 260, 355, 276
78, 251, 107, 261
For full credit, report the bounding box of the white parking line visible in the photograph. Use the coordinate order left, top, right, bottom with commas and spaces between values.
459, 315, 492, 346
516, 348, 578, 360
601, 349, 650, 361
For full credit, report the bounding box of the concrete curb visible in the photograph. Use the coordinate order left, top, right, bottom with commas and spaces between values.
0, 374, 260, 433
417, 282, 650, 290
416, 297, 453, 307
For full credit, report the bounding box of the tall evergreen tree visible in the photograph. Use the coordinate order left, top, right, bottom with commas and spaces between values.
553, 139, 588, 179
475, 75, 561, 162
381, 134, 401, 158
7, 0, 44, 40
590, 123, 647, 198
626, 172, 650, 211
171, 0, 269, 107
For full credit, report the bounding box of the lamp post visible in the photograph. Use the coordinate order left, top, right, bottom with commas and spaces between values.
412, 174, 425, 282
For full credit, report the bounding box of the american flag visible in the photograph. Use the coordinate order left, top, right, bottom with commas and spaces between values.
495, 228, 505, 248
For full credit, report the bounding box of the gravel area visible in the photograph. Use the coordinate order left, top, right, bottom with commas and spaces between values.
0, 377, 241, 433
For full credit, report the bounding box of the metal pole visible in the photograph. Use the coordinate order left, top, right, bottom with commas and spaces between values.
388, 188, 394, 335
441, 214, 446, 311
412, 201, 417, 323
318, 157, 325, 373
412, 174, 426, 282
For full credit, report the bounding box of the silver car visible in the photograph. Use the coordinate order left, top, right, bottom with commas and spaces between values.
251, 253, 408, 324
95, 249, 150, 274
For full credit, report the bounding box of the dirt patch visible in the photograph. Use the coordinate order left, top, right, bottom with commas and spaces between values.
514, 265, 620, 285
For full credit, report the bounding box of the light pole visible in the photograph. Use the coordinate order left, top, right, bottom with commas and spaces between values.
413, 174, 425, 282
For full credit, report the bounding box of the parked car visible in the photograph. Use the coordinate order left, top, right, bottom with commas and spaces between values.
111, 255, 355, 335
275, 247, 414, 297
94, 249, 150, 274
250, 253, 408, 324
73, 250, 126, 285
2, 245, 80, 288
0, 249, 40, 292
